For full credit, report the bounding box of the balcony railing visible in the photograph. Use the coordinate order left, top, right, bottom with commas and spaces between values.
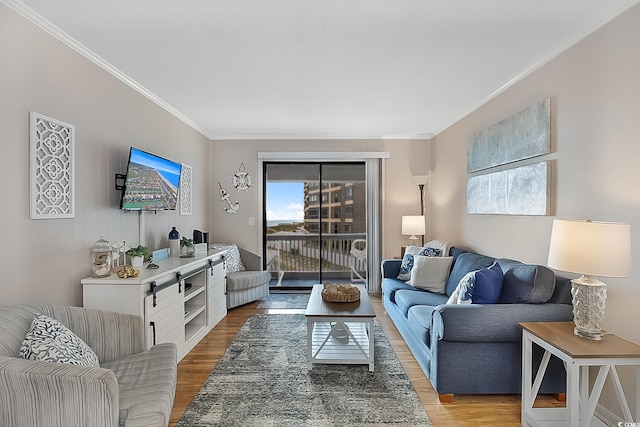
266, 233, 366, 281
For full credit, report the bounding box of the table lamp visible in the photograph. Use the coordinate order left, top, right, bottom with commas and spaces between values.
402, 215, 425, 247
547, 219, 631, 340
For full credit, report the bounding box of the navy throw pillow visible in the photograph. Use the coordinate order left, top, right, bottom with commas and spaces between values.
472, 262, 504, 304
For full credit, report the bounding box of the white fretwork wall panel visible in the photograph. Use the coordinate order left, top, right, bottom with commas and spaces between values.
180, 163, 192, 215
30, 112, 75, 219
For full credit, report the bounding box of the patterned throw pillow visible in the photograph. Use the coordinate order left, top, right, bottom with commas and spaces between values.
209, 243, 246, 273
19, 314, 100, 367
397, 246, 442, 281
447, 271, 477, 304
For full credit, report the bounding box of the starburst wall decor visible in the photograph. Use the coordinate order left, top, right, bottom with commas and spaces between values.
231, 163, 253, 192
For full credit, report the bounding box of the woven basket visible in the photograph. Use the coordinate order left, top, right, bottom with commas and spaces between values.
321, 288, 360, 303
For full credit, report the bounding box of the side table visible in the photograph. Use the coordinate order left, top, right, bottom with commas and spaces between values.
520, 322, 640, 427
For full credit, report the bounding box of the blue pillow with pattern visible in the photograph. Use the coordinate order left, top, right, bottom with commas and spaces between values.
19, 314, 100, 367
397, 246, 442, 281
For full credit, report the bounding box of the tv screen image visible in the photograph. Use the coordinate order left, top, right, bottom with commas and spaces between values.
120, 147, 182, 211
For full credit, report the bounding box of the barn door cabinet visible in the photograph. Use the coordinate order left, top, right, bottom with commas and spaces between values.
82, 249, 227, 361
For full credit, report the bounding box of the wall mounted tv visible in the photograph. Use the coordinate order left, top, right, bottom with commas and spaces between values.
120, 147, 182, 211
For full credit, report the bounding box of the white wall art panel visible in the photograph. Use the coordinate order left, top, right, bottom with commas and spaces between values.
467, 161, 550, 215
180, 163, 192, 215
467, 99, 550, 173
30, 112, 75, 219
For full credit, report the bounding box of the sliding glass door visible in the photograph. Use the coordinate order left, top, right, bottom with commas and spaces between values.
264, 162, 366, 289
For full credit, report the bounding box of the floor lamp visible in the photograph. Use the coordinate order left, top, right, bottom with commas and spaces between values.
412, 175, 429, 245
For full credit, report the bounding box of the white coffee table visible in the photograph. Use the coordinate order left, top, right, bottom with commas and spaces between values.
305, 284, 376, 371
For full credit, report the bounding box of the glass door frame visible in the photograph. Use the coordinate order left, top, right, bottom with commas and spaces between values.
263, 161, 366, 289
257, 152, 388, 292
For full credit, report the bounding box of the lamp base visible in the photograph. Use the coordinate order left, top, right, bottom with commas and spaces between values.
573, 326, 604, 341
571, 275, 606, 340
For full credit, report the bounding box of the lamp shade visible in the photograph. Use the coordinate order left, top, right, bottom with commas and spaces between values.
401, 215, 425, 236
547, 219, 631, 278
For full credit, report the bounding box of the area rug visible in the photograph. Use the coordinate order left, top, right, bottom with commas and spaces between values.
178, 314, 432, 426
256, 292, 310, 309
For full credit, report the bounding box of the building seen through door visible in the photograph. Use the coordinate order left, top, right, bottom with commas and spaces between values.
264, 162, 367, 289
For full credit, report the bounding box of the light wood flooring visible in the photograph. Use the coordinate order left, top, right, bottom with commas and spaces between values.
170, 294, 562, 426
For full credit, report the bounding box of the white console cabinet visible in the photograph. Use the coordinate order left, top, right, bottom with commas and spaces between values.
82, 250, 227, 361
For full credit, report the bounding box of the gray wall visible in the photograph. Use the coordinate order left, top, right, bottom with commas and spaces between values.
431, 4, 640, 344
0, 4, 211, 306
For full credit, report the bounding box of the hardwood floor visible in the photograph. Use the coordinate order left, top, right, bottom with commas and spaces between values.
170, 294, 561, 426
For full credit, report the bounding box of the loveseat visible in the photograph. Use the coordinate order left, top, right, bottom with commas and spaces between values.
0, 304, 177, 427
381, 243, 573, 401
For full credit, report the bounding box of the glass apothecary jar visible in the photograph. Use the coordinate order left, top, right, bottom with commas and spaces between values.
90, 237, 112, 277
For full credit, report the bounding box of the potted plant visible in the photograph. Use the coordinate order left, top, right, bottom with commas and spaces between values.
180, 237, 194, 256
126, 245, 149, 267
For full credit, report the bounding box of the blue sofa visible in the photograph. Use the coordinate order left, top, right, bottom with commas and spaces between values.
381, 246, 573, 400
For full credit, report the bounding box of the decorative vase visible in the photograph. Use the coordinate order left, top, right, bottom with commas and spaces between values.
131, 256, 144, 268
169, 227, 180, 257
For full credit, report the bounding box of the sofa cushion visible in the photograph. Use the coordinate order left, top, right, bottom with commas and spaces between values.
397, 246, 441, 281
381, 278, 416, 304
19, 314, 100, 368
444, 252, 496, 296
407, 305, 437, 346
407, 256, 453, 293
102, 343, 177, 427
394, 289, 448, 317
498, 258, 556, 304
472, 262, 504, 304
227, 270, 271, 291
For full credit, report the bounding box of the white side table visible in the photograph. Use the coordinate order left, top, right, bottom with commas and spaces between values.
520, 322, 640, 427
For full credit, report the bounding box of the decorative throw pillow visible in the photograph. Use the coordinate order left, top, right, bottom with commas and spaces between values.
397, 246, 442, 281
210, 243, 245, 273
446, 271, 476, 304
471, 261, 504, 304
19, 315, 100, 367
407, 256, 453, 293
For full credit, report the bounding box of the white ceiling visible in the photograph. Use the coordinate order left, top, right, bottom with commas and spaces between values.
6, 0, 639, 140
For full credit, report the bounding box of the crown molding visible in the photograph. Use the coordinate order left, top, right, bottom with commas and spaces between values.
3, 0, 212, 139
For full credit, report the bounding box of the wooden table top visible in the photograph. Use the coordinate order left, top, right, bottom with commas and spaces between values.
305, 284, 375, 318
519, 322, 640, 359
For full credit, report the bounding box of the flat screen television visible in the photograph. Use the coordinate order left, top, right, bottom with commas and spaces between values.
120, 147, 182, 211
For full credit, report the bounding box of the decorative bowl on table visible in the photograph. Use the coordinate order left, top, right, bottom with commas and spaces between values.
321, 282, 361, 303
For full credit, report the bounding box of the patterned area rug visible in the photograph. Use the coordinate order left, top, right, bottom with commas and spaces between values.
256, 292, 311, 309
178, 314, 432, 427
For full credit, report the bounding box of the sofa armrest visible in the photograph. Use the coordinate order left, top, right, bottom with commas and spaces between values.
39, 305, 145, 363
239, 248, 262, 271
0, 356, 119, 427
432, 303, 573, 343
381, 259, 402, 279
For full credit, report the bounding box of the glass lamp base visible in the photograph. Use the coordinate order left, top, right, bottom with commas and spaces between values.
571, 276, 606, 340
573, 326, 604, 340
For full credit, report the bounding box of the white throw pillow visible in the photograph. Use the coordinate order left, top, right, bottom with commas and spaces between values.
19, 314, 100, 367
407, 256, 453, 294
397, 246, 442, 281
446, 271, 477, 304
